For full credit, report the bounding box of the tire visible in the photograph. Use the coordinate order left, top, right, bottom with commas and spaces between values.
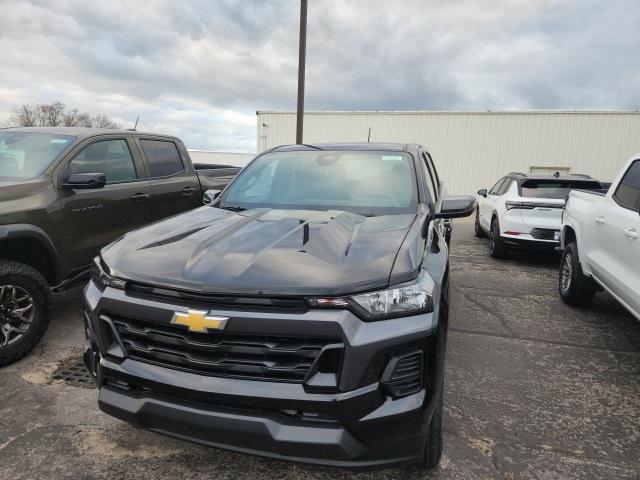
474, 209, 486, 238
489, 219, 508, 259
422, 385, 444, 469
0, 261, 51, 367
559, 242, 596, 307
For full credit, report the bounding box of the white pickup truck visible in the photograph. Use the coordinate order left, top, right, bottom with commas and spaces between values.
559, 156, 640, 320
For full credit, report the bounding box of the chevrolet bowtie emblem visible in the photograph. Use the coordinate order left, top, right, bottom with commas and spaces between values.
171, 310, 229, 333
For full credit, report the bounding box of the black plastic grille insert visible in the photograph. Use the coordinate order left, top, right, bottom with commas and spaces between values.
108, 314, 342, 383
382, 350, 423, 398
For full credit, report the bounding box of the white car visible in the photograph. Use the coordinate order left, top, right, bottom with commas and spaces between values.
560, 156, 640, 319
475, 173, 604, 258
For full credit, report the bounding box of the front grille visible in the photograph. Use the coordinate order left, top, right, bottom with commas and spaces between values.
530, 228, 559, 241
108, 315, 342, 383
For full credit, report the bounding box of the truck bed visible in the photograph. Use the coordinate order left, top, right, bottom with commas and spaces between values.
195, 165, 241, 191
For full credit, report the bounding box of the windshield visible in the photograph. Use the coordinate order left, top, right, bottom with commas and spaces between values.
520, 179, 603, 199
220, 150, 418, 216
0, 132, 76, 181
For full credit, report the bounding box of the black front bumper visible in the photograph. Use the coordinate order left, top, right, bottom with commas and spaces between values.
96, 359, 429, 468
501, 236, 559, 251
83, 281, 444, 469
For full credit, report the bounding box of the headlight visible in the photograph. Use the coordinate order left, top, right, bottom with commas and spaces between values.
307, 271, 435, 321
90, 258, 127, 291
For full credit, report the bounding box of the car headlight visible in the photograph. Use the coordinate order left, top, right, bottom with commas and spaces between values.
308, 271, 435, 321
90, 257, 127, 291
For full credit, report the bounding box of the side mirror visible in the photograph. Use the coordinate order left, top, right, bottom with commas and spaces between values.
61, 173, 106, 190
203, 189, 222, 205
477, 188, 488, 198
435, 195, 476, 219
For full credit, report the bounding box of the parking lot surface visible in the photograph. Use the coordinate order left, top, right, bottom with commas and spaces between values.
1, 218, 638, 480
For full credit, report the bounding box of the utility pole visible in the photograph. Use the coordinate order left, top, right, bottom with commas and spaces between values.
296, 0, 308, 144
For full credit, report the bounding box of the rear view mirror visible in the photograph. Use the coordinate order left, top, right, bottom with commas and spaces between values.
203, 189, 222, 205
477, 188, 488, 198
61, 173, 106, 190
435, 195, 476, 219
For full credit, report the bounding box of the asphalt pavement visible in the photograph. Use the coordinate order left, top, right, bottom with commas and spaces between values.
1, 217, 639, 479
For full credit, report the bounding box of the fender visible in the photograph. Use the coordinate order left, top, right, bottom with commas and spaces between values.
419, 222, 449, 424
489, 210, 500, 233
561, 201, 591, 277
0, 223, 62, 284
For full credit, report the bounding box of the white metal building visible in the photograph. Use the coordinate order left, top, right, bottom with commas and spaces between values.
187, 150, 254, 168
256, 111, 640, 195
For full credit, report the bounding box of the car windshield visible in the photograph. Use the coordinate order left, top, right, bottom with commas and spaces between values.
520, 179, 603, 199
220, 150, 418, 216
0, 132, 76, 181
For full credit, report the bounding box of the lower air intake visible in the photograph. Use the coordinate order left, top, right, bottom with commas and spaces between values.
381, 350, 423, 398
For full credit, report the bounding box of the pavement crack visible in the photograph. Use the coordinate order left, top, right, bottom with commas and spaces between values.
454, 284, 557, 299
0, 423, 44, 451
453, 286, 519, 336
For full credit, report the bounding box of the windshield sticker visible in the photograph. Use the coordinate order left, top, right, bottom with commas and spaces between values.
382, 155, 404, 161
50, 138, 69, 144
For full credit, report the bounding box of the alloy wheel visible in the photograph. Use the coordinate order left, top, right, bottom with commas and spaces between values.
0, 285, 35, 346
561, 253, 573, 294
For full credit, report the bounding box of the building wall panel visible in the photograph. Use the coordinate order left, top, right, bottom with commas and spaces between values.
256, 111, 640, 194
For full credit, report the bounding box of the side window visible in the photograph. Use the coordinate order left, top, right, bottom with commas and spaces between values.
140, 140, 184, 178
613, 160, 640, 211
498, 179, 513, 196
69, 139, 137, 184
489, 177, 506, 195
421, 152, 438, 202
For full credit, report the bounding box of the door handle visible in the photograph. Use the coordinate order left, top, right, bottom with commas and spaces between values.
131, 192, 150, 202
181, 186, 196, 196
624, 228, 638, 239
594, 216, 606, 225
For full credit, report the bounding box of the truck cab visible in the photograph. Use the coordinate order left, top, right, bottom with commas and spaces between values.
0, 127, 240, 365
560, 156, 640, 319
82, 143, 476, 469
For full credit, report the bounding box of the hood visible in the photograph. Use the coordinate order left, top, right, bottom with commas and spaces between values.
0, 177, 50, 201
102, 207, 419, 296
0, 177, 55, 218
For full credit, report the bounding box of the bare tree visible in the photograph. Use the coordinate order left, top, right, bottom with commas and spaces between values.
63, 108, 92, 127
90, 113, 120, 129
38, 102, 65, 126
7, 102, 121, 129
8, 105, 38, 127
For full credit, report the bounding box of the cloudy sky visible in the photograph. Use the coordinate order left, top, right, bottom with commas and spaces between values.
0, 0, 638, 152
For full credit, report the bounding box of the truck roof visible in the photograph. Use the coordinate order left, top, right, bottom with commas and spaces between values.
269, 142, 420, 153
0, 126, 179, 141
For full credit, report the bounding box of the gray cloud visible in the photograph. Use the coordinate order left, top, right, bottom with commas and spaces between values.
0, 0, 638, 151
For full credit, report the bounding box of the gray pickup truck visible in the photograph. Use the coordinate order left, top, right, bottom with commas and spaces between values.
0, 127, 241, 365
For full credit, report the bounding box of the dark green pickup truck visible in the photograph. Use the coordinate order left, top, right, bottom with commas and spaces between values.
0, 127, 241, 365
